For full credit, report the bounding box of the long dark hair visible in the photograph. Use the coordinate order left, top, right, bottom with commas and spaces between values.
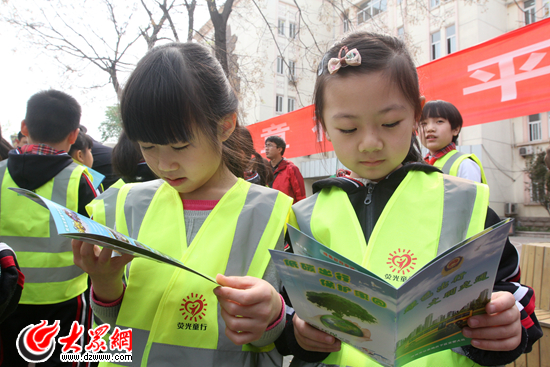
120, 42, 250, 178
241, 128, 273, 186
314, 32, 423, 164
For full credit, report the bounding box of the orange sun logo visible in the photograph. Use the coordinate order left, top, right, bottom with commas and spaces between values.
387, 249, 417, 275
180, 293, 207, 322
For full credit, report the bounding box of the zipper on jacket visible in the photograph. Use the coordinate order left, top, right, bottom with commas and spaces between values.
364, 183, 374, 205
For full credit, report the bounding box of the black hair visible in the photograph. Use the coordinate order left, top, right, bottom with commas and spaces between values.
241, 128, 273, 186
314, 32, 422, 164
24, 90, 81, 144
68, 129, 93, 157
0, 128, 13, 161
421, 100, 463, 144
17, 131, 24, 141
112, 131, 157, 183
265, 135, 286, 156
120, 42, 249, 178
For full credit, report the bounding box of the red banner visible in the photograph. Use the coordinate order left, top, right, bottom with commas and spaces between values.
247, 105, 333, 159
418, 17, 550, 127
248, 19, 550, 158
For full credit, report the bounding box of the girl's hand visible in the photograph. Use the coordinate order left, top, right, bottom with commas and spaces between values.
214, 274, 282, 345
72, 239, 133, 302
293, 314, 341, 353
462, 291, 522, 351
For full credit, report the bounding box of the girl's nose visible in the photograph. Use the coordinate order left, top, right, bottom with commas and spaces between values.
358, 132, 383, 153
157, 152, 179, 172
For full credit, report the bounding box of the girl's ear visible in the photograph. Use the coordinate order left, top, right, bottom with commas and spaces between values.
325, 130, 331, 142
420, 96, 426, 110
75, 150, 85, 164
220, 112, 237, 142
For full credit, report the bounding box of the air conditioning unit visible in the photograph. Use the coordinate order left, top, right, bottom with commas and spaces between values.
504, 202, 518, 216
519, 146, 534, 157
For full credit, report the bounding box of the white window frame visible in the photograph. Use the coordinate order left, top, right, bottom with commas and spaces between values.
278, 19, 285, 36
343, 16, 351, 32
446, 25, 456, 54
288, 60, 296, 79
276, 95, 284, 113
289, 22, 297, 39
528, 113, 542, 141
357, 0, 387, 24
431, 0, 440, 8
288, 98, 296, 112
431, 31, 441, 60
276, 57, 284, 75
524, 0, 536, 24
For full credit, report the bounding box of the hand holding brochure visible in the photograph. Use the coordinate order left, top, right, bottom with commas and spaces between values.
11, 188, 217, 284
269, 220, 512, 367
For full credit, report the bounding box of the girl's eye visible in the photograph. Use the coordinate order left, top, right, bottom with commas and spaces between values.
172, 145, 189, 151
339, 128, 357, 134
140, 145, 155, 150
383, 121, 401, 128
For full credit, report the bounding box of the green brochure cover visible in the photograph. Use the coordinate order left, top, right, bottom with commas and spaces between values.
270, 219, 512, 367
10, 187, 217, 284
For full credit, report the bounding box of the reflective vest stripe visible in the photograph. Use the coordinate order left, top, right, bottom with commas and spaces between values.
20, 264, 84, 283
440, 150, 463, 173
86, 179, 125, 228
436, 151, 487, 184
123, 180, 163, 237
439, 176, 477, 254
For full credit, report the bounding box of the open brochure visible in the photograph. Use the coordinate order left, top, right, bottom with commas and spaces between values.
270, 219, 513, 367
11, 187, 217, 284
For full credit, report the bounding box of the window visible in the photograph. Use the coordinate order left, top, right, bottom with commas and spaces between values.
431, 0, 440, 8
343, 16, 351, 32
446, 25, 456, 54
288, 60, 296, 79
276, 95, 283, 113
431, 31, 441, 60
357, 0, 387, 24
530, 180, 545, 203
528, 113, 542, 141
276, 57, 284, 75
397, 27, 404, 41
278, 19, 285, 36
288, 98, 296, 112
289, 22, 297, 39
524, 0, 536, 24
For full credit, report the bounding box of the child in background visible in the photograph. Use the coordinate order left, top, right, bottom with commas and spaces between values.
276, 32, 541, 367
69, 129, 94, 168
420, 100, 487, 183
0, 90, 97, 367
72, 42, 293, 367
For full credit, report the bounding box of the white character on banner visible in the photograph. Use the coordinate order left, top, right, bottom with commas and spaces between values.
260, 122, 290, 153
463, 39, 550, 102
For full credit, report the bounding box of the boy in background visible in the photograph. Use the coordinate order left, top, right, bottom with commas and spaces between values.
0, 90, 97, 366
420, 100, 487, 183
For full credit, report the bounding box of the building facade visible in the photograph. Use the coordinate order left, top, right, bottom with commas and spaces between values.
197, 0, 550, 219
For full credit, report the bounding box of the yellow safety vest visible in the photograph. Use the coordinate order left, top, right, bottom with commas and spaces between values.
289, 170, 489, 367
96, 178, 292, 367
86, 179, 125, 227
434, 150, 487, 184
0, 160, 88, 304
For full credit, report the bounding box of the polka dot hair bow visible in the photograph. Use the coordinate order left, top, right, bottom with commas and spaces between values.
327, 46, 362, 75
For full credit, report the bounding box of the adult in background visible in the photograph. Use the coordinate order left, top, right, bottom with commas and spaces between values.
265, 135, 306, 203
80, 125, 119, 189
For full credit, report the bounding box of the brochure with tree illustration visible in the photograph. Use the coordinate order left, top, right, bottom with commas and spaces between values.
10, 187, 217, 284
269, 219, 513, 367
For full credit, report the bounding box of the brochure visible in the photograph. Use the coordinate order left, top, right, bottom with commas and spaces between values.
10, 187, 217, 284
270, 219, 513, 367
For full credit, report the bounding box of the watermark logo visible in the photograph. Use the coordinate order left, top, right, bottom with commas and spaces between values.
18, 321, 132, 363
17, 320, 60, 363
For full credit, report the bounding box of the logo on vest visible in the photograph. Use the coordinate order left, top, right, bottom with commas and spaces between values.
387, 249, 417, 275
178, 293, 208, 331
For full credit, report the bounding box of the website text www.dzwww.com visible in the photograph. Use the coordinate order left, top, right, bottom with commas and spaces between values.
60, 352, 132, 363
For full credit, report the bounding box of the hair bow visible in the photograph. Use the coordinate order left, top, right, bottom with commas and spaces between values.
327, 46, 362, 75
